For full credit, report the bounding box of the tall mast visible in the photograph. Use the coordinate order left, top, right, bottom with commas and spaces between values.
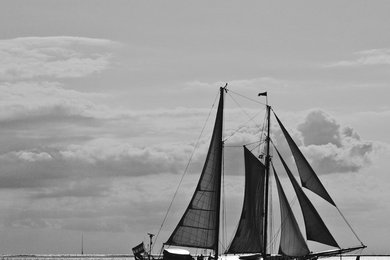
215, 84, 226, 259
263, 104, 271, 260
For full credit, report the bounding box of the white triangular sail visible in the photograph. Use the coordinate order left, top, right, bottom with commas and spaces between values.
275, 148, 339, 248
273, 165, 310, 257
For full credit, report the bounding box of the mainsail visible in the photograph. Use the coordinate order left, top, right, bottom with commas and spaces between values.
275, 147, 339, 248
165, 88, 224, 251
273, 165, 310, 257
226, 146, 266, 254
274, 112, 336, 206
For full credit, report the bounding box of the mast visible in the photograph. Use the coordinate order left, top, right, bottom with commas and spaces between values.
215, 85, 226, 259
263, 104, 271, 260
148, 233, 155, 260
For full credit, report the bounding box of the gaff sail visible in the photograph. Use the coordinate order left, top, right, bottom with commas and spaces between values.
226, 147, 266, 254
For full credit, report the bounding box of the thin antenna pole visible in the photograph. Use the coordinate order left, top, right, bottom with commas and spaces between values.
81, 233, 84, 255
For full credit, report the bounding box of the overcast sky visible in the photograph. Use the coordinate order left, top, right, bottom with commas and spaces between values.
0, 0, 390, 255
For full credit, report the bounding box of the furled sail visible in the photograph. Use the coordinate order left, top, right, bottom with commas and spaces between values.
226, 146, 266, 254
274, 112, 336, 206
273, 165, 310, 257
165, 89, 224, 250
275, 148, 340, 248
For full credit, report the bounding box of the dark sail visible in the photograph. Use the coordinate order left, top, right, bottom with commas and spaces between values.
165, 88, 224, 250
273, 165, 310, 257
226, 147, 266, 254
275, 148, 340, 248
274, 112, 336, 206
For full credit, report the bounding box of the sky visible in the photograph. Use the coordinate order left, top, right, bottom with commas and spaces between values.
0, 0, 390, 256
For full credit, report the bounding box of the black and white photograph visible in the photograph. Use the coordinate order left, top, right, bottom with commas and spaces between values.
0, 1, 389, 260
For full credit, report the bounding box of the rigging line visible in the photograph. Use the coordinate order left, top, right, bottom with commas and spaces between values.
227, 91, 254, 120
223, 111, 263, 142
223, 90, 266, 143
335, 206, 365, 246
227, 89, 267, 106
225, 139, 266, 148
152, 90, 220, 251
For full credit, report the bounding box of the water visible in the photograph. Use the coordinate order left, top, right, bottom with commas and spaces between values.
0, 255, 134, 260
1, 256, 389, 260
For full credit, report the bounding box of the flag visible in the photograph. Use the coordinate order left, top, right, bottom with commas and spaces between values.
258, 91, 267, 96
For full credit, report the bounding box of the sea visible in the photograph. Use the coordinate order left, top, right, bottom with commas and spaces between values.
0, 255, 389, 260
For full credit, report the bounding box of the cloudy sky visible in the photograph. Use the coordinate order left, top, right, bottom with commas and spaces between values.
0, 0, 390, 256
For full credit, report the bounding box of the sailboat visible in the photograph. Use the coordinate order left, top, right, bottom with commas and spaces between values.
149, 86, 366, 260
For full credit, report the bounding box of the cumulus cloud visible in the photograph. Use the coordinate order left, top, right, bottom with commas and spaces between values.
295, 110, 375, 174
326, 48, 390, 67
0, 36, 119, 80
298, 110, 342, 147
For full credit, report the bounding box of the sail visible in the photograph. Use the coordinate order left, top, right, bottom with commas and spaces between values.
273, 165, 310, 257
165, 88, 224, 250
274, 112, 336, 206
226, 147, 266, 254
275, 148, 340, 248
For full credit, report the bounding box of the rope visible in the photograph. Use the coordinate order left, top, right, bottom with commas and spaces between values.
223, 91, 265, 143
223, 112, 262, 142
335, 206, 365, 246
227, 89, 267, 106
152, 90, 220, 251
227, 91, 254, 120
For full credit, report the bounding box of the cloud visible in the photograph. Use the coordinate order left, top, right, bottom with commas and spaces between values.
13, 150, 53, 162
0, 81, 112, 123
0, 79, 382, 238
0, 36, 119, 80
1, 174, 188, 233
0, 139, 196, 191
298, 110, 342, 147
326, 48, 390, 67
295, 110, 375, 174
